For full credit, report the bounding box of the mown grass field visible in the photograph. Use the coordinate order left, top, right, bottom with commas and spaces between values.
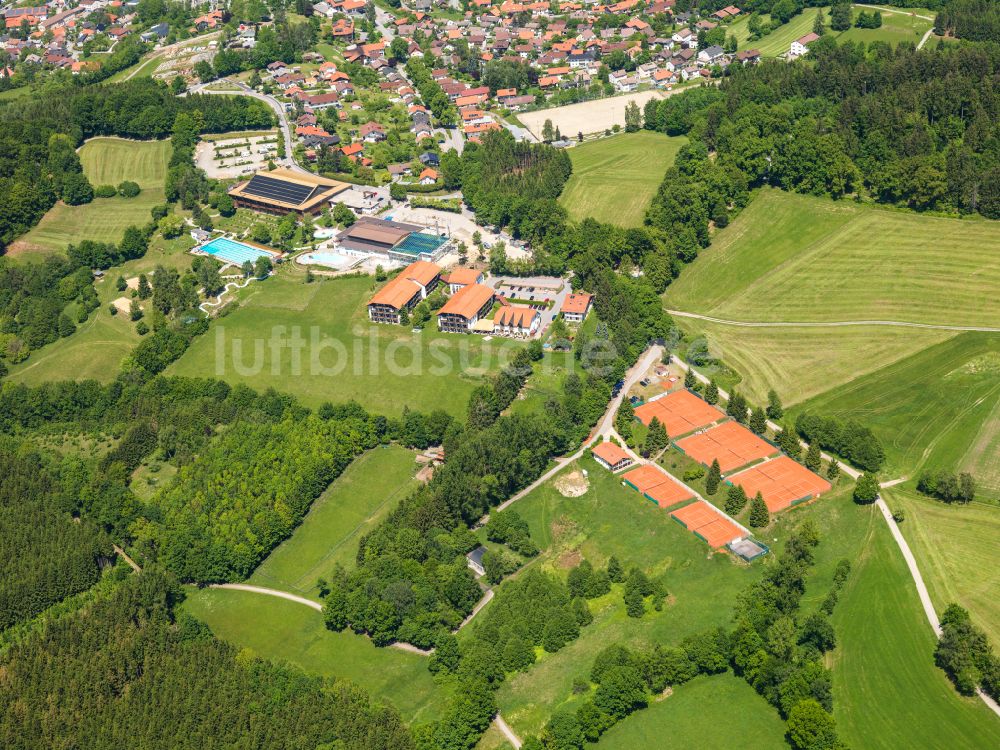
249, 446, 420, 596
831, 505, 1000, 749
558, 132, 687, 228
885, 487, 1000, 646
792, 333, 1000, 491
168, 273, 524, 417
596, 673, 788, 749
182, 587, 447, 724
6, 233, 195, 385
726, 5, 935, 57
665, 189, 1000, 327
676, 317, 953, 406
12, 137, 171, 256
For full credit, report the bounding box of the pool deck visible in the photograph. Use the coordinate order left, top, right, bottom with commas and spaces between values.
191, 234, 283, 266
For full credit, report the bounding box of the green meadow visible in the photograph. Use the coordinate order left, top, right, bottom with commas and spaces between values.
559, 132, 687, 228
182, 587, 447, 724
665, 189, 1000, 328
12, 137, 171, 256
791, 333, 1000, 489
250, 445, 421, 596
885, 486, 1000, 646
168, 273, 524, 418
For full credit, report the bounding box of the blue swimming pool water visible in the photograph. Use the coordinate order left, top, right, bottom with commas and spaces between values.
302, 251, 352, 268
201, 237, 273, 265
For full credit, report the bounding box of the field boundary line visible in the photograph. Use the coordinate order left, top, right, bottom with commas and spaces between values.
666, 310, 1000, 333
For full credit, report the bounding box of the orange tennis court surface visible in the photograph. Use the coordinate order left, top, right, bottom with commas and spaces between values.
633, 390, 724, 437
670, 500, 744, 548
621, 464, 694, 509
675, 421, 779, 473
728, 456, 832, 512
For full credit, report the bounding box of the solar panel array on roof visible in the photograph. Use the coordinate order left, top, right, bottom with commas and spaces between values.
242, 174, 315, 206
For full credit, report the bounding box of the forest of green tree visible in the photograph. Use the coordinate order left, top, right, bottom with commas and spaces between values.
0, 570, 415, 750
644, 43, 1000, 224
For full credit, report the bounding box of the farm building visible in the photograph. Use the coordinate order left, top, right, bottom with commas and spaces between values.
227, 168, 351, 216
367, 260, 441, 324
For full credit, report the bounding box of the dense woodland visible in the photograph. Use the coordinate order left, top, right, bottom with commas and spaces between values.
0, 78, 272, 249
645, 43, 1000, 226
0, 570, 415, 750
0, 439, 110, 631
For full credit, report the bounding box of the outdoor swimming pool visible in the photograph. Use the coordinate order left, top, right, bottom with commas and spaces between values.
297, 250, 358, 270
200, 237, 275, 266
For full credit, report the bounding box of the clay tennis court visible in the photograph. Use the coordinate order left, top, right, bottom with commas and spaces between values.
621, 464, 693, 509
670, 500, 745, 549
675, 421, 779, 473
727, 456, 832, 513
634, 390, 724, 437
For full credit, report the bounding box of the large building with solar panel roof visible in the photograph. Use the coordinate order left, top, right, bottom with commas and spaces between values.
228, 168, 351, 217
335, 216, 451, 263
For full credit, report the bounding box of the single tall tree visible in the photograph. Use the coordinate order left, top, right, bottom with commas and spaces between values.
725, 484, 748, 515
749, 407, 767, 435
805, 441, 822, 472
705, 379, 719, 405
748, 492, 770, 527
766, 389, 783, 420
706, 458, 721, 495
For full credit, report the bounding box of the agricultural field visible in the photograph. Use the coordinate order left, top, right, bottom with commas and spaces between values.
596, 673, 787, 749
884, 487, 1000, 646
831, 506, 1000, 749
5, 232, 195, 386
11, 137, 171, 256
167, 273, 524, 417
725, 5, 935, 57
249, 446, 421, 596
182, 587, 447, 724
559, 132, 687, 228
665, 189, 1000, 328
792, 333, 1000, 491
519, 90, 666, 140
675, 317, 954, 406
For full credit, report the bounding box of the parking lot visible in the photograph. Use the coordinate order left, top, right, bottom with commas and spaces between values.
487, 275, 569, 337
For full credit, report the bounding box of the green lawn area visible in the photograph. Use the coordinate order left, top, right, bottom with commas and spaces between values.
675, 317, 954, 406
491, 460, 770, 736
831, 505, 1000, 749
884, 487, 1000, 646
6, 232, 195, 386
596, 673, 788, 749
558, 132, 687, 228
168, 273, 523, 417
727, 6, 935, 57
12, 137, 171, 257
791, 332, 1000, 490
665, 188, 1000, 328
182, 587, 447, 724
249, 446, 421, 596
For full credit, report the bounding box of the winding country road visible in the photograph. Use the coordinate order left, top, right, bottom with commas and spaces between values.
666, 309, 1000, 333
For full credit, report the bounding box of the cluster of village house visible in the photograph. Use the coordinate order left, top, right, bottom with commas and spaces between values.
1, 1, 227, 77
366, 257, 593, 338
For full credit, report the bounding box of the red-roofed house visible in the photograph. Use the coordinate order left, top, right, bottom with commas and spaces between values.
592, 441, 634, 472
562, 292, 593, 323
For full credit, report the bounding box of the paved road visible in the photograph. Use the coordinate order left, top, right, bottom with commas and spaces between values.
666, 309, 1000, 334
487, 345, 663, 518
